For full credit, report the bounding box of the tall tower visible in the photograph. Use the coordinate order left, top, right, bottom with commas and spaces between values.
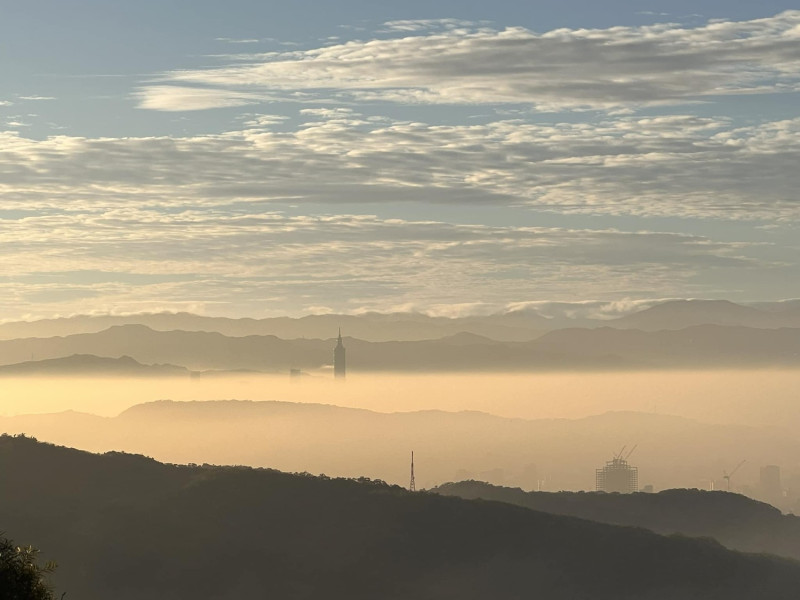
333, 328, 346, 379
410, 451, 416, 492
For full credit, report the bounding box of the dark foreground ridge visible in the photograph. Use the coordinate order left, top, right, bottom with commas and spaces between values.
2, 435, 800, 600
435, 481, 800, 561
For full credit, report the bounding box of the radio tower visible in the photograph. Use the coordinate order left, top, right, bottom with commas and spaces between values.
409, 451, 416, 492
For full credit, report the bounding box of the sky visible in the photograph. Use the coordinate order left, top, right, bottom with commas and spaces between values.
1, 0, 799, 320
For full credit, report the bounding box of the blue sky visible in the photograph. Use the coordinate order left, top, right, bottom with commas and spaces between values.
1, 1, 799, 320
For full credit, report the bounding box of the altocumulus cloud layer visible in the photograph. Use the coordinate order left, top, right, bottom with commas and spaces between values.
0, 211, 767, 318
2, 113, 799, 219
142, 11, 800, 109
1, 11, 799, 319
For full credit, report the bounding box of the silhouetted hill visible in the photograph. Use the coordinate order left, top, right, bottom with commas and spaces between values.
0, 325, 324, 372
0, 354, 189, 376
534, 324, 800, 367
435, 482, 800, 560
437, 331, 499, 345
3, 402, 799, 498
754, 300, 800, 317
2, 435, 800, 600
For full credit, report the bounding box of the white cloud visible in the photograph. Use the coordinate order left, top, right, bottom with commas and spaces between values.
134, 85, 265, 111
215, 38, 261, 44
381, 19, 484, 32
143, 11, 800, 110
504, 299, 675, 321
241, 114, 289, 127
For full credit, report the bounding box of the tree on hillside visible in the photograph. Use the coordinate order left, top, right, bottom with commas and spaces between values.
0, 535, 57, 600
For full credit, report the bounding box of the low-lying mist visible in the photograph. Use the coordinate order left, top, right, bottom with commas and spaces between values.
2, 369, 800, 426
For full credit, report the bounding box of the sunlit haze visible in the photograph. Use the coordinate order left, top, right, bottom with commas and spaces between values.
2, 370, 800, 426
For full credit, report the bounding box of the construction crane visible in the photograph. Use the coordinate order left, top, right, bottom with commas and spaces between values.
612, 445, 637, 461
723, 460, 746, 492
624, 445, 638, 461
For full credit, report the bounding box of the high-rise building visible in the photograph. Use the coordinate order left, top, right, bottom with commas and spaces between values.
760, 465, 782, 501
596, 456, 638, 493
333, 328, 346, 379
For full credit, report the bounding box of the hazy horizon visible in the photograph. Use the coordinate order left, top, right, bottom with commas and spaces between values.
3, 369, 800, 426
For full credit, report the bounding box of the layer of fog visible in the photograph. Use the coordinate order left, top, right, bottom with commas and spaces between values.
2, 369, 799, 427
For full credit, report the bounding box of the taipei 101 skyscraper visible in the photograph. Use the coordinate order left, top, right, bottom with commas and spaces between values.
333, 328, 346, 379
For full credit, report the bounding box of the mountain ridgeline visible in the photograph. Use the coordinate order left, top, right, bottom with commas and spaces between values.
3, 435, 800, 600
0, 354, 188, 376
435, 481, 800, 561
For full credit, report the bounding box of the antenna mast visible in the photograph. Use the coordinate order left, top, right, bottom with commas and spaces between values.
410, 451, 416, 492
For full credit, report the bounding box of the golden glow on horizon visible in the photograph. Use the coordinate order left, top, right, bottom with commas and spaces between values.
2, 369, 799, 427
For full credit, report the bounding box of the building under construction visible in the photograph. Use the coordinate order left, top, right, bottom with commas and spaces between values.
596, 447, 638, 493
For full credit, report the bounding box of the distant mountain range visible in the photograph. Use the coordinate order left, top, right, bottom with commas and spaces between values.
3, 435, 800, 600
2, 299, 800, 342
0, 311, 546, 342
435, 482, 800, 561
3, 401, 797, 497
612, 299, 800, 331
0, 321, 798, 372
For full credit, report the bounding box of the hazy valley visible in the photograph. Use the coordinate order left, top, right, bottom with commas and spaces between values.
1, 397, 797, 509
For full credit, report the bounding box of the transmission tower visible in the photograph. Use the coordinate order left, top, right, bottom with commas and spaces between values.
409, 451, 416, 492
